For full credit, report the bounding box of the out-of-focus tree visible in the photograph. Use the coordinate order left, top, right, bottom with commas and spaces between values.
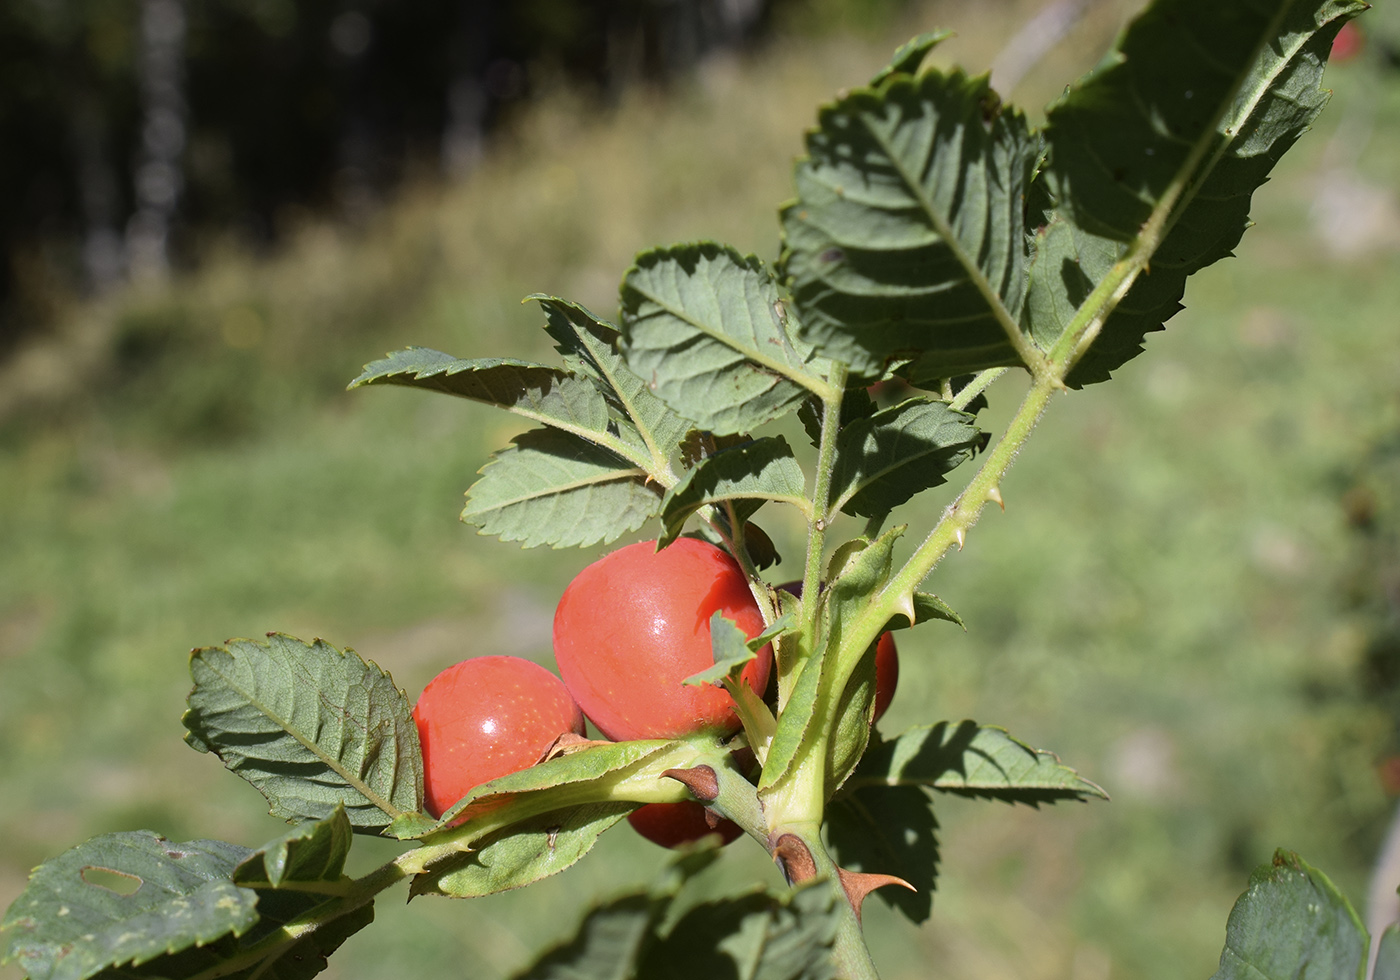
0, 0, 917, 352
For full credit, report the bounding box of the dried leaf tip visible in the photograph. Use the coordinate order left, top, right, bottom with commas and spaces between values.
837, 868, 916, 922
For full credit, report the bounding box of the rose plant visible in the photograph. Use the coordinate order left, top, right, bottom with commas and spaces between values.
0, 2, 1383, 978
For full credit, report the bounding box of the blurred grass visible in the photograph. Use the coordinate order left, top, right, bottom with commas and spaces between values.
3, 2, 1399, 978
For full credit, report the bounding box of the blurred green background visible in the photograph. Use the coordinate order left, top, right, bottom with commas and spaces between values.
3, 1, 1400, 978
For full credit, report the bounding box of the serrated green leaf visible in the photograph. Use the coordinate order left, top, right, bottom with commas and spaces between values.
797, 388, 877, 449
349, 349, 615, 444
826, 782, 938, 924
885, 592, 964, 631
869, 29, 954, 87
829, 397, 981, 518
687, 612, 756, 688
232, 809, 352, 890
659, 436, 809, 546
513, 892, 657, 980
848, 720, 1108, 804
1209, 850, 1367, 980
510, 848, 719, 980
621, 243, 834, 434
411, 803, 634, 900
1030, 0, 1366, 386
463, 428, 662, 549
0, 832, 258, 980
642, 880, 841, 980
183, 634, 422, 832
531, 295, 693, 470
781, 69, 1040, 380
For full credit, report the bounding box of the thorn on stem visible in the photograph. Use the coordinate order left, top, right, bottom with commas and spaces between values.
837, 869, 916, 922
954, 527, 966, 550
987, 486, 1004, 510
661, 766, 720, 802
771, 834, 818, 884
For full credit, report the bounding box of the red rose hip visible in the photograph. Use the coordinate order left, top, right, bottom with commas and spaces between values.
627, 801, 743, 849
413, 655, 585, 818
552, 538, 772, 741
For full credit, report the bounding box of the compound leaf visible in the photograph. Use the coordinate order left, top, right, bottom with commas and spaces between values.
659, 436, 809, 546
183, 633, 422, 832
1031, 0, 1367, 385
621, 243, 832, 434
411, 804, 634, 900
0, 832, 258, 980
829, 398, 981, 518
1209, 850, 1367, 980
781, 68, 1040, 381
532, 295, 693, 469
849, 720, 1108, 804
826, 782, 938, 924
463, 428, 662, 549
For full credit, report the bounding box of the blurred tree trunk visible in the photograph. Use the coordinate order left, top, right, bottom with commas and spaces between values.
127, 0, 187, 283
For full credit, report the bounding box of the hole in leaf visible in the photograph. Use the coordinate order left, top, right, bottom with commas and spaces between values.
81, 866, 143, 896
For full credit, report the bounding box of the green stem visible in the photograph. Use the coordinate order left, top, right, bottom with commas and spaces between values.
790, 364, 848, 706
773, 821, 880, 980
887, 374, 1056, 618
949, 367, 1006, 411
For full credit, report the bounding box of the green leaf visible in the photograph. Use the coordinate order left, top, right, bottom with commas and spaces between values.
232, 808, 353, 890
641, 880, 841, 980
797, 388, 877, 449
868, 29, 954, 87
826, 782, 938, 924
410, 803, 634, 900
1030, 0, 1367, 385
510, 847, 719, 980
349, 349, 615, 446
513, 893, 658, 980
183, 633, 422, 832
531, 295, 693, 469
659, 436, 809, 546
428, 738, 696, 835
1209, 850, 1367, 980
884, 591, 964, 631
687, 612, 757, 688
463, 428, 662, 549
1, 832, 258, 980
829, 397, 981, 518
849, 720, 1108, 804
1375, 926, 1400, 980
780, 68, 1040, 380
621, 243, 833, 434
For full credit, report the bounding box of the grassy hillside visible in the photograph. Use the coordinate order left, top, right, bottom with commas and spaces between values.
3, 2, 1399, 978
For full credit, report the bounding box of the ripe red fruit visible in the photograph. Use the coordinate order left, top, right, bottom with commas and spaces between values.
413, 656, 585, 818
1331, 21, 1364, 63
872, 631, 899, 723
553, 538, 773, 741
627, 801, 743, 849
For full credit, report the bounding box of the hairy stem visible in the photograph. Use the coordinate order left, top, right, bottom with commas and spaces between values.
790, 364, 848, 708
